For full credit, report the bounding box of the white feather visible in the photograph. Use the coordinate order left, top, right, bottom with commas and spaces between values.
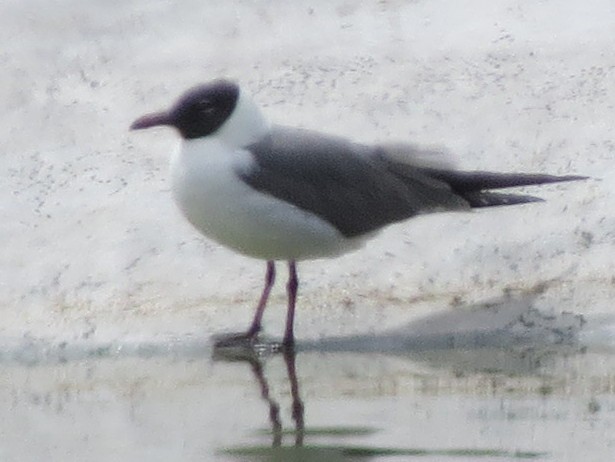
170, 91, 365, 261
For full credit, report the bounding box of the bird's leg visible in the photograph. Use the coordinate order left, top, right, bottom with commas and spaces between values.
282, 261, 298, 347
246, 260, 276, 337
214, 260, 275, 347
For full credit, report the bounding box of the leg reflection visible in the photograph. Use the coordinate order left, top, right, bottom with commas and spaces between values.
214, 346, 305, 448
248, 356, 283, 447
283, 348, 305, 446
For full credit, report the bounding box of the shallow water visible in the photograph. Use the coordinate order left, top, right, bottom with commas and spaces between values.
2, 327, 615, 462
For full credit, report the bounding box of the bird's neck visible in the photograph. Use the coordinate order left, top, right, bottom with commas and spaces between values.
212, 90, 270, 149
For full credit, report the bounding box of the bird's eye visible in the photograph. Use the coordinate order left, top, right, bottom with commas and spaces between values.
196, 98, 215, 115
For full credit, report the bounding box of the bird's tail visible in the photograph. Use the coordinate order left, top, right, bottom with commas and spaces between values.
427, 171, 587, 208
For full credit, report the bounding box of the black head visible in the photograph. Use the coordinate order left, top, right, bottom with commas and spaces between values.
130, 79, 240, 139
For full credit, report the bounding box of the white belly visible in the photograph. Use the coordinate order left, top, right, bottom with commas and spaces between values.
170, 138, 365, 261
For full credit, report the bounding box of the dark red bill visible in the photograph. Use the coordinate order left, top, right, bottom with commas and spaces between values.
130, 111, 172, 130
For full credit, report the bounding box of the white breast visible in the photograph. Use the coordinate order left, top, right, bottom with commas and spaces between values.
170, 137, 365, 261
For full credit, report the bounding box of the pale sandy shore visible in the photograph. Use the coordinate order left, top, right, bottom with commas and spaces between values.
2, 0, 614, 346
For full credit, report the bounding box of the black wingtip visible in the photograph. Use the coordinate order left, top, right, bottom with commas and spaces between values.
538, 174, 589, 183
555, 174, 590, 182
431, 171, 589, 192
464, 191, 546, 208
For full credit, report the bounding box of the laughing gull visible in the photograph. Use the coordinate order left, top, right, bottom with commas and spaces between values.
130, 78, 585, 347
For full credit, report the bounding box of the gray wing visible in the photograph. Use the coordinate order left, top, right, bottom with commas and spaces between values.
237, 126, 469, 238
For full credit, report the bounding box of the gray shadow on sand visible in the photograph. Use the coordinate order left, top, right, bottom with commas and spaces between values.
0, 293, 592, 370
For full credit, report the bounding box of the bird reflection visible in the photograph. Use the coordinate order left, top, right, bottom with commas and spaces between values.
213, 345, 305, 448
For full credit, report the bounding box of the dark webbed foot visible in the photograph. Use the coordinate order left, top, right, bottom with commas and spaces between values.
213, 330, 261, 349
212, 331, 289, 361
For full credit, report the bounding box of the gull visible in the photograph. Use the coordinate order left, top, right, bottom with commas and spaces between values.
130, 79, 585, 347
